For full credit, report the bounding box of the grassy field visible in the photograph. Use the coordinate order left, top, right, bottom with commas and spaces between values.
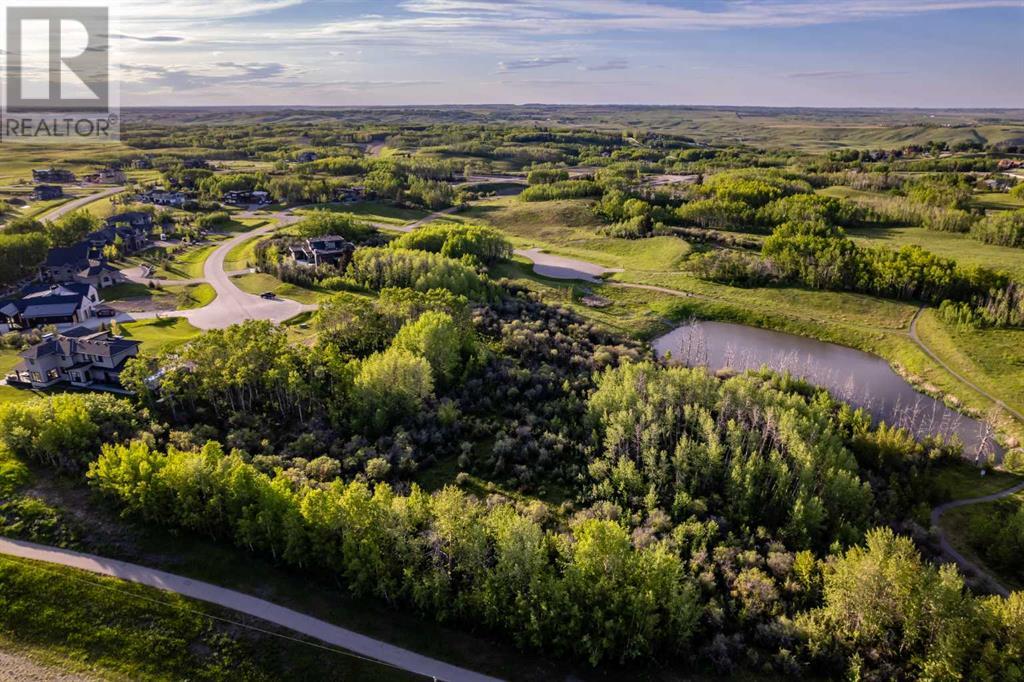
232, 272, 331, 305
973, 191, 1024, 211
848, 225, 1024, 279
118, 317, 202, 355
298, 201, 428, 225
143, 243, 217, 280
463, 197, 693, 271
101, 282, 216, 310
224, 233, 269, 271
0, 555, 410, 681
0, 349, 39, 406
913, 308, 1024, 417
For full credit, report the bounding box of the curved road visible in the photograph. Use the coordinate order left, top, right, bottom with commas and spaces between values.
41, 186, 126, 223
931, 481, 1024, 597
0, 537, 501, 682
101, 213, 316, 330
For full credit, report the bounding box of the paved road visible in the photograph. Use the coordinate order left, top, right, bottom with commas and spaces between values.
931, 480, 1024, 597
910, 306, 1024, 424
40, 186, 125, 223
514, 248, 622, 283
0, 537, 501, 682
96, 213, 315, 330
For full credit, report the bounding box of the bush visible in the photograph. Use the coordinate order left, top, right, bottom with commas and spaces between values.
520, 180, 601, 202
389, 223, 512, 262
294, 210, 374, 242
346, 248, 495, 300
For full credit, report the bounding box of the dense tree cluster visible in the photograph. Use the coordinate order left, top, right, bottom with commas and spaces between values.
389, 222, 512, 263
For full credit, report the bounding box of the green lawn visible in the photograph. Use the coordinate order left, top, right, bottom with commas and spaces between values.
0, 349, 39, 406
232, 272, 331, 305
973, 191, 1024, 211
462, 196, 692, 271
913, 308, 1024, 418
100, 282, 215, 310
848, 225, 1024, 279
298, 201, 428, 225
224, 233, 268, 271
117, 317, 202, 355
0, 556, 409, 681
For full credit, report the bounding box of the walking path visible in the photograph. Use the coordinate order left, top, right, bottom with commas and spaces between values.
910, 306, 1024, 423
930, 481, 1024, 597
0, 537, 501, 682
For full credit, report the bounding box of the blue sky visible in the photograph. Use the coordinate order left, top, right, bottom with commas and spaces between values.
94, 0, 1024, 107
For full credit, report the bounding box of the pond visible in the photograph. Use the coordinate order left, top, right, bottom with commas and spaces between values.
652, 320, 1000, 461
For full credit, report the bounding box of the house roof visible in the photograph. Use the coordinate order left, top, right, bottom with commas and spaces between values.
22, 301, 82, 319
22, 282, 95, 299
19, 327, 141, 362
44, 241, 91, 267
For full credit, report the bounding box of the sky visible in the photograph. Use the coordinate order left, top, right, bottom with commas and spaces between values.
6, 0, 1024, 107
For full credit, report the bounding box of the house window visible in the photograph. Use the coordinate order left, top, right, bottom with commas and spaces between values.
47, 369, 59, 381
31, 372, 41, 382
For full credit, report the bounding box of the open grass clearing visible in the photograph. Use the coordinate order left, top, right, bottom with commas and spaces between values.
913, 308, 1024, 419
224, 232, 269, 271
848, 225, 1024, 279
0, 555, 410, 681
231, 272, 331, 305
297, 201, 428, 225
117, 317, 201, 355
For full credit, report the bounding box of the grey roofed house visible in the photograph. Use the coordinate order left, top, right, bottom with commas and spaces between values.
0, 282, 99, 329
6, 326, 140, 391
32, 168, 76, 184
32, 185, 64, 200
287, 235, 355, 268
41, 239, 124, 289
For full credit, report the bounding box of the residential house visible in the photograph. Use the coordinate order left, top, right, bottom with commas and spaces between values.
222, 189, 271, 206
102, 212, 154, 251
32, 168, 76, 184
40, 242, 123, 289
138, 188, 189, 207
0, 282, 99, 330
31, 185, 64, 201
287, 235, 355, 268
6, 326, 140, 391
83, 167, 127, 184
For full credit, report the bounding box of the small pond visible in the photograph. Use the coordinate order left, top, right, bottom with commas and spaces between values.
652, 321, 1000, 460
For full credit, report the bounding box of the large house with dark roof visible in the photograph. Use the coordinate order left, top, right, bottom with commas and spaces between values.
40, 242, 122, 289
0, 282, 99, 330
32, 168, 76, 184
5, 326, 139, 391
32, 185, 64, 201
287, 235, 355, 268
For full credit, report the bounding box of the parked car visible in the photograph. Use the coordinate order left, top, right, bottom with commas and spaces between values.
96, 308, 117, 318
260, 291, 276, 300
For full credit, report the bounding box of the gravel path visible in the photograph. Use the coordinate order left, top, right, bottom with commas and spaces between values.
930, 480, 1024, 597
0, 538, 501, 682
